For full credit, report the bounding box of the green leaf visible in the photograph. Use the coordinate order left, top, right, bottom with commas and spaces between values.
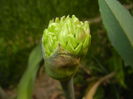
94, 86, 104, 99
107, 50, 125, 87
85, 72, 115, 99
17, 44, 43, 99
99, 0, 133, 67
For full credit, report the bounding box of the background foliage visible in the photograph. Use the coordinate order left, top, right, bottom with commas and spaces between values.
0, 0, 133, 98
0, 0, 99, 87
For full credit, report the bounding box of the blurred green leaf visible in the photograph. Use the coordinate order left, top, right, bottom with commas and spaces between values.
85, 72, 115, 99
17, 44, 43, 99
107, 50, 125, 87
99, 0, 133, 67
94, 86, 104, 99
109, 85, 121, 99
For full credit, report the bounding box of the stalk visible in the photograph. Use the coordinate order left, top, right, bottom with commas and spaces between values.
60, 78, 75, 99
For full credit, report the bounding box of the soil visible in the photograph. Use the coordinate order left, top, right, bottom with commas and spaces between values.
4, 67, 65, 99
33, 68, 65, 99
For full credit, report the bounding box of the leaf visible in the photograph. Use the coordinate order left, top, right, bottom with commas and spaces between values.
107, 50, 125, 87
85, 72, 115, 99
93, 87, 104, 99
99, 0, 133, 67
109, 85, 121, 99
17, 44, 43, 99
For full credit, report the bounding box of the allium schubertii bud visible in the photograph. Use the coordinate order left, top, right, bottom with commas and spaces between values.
42, 15, 91, 81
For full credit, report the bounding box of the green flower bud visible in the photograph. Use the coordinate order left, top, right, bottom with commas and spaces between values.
42, 15, 91, 81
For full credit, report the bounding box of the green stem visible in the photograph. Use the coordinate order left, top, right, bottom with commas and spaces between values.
60, 78, 75, 99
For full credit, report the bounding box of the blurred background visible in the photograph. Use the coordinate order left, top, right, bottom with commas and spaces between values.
0, 0, 133, 99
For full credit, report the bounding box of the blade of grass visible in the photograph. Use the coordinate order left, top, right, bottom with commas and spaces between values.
17, 44, 43, 99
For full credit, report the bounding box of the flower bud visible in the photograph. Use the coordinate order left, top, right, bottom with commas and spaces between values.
42, 15, 91, 80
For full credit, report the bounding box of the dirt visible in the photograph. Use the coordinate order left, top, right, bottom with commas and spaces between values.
33, 68, 65, 99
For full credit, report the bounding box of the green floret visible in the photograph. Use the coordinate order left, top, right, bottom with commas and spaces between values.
42, 15, 91, 58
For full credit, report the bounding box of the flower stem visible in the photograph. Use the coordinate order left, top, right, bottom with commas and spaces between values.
60, 78, 75, 99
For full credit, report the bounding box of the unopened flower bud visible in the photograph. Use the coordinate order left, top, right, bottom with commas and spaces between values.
42, 15, 91, 80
